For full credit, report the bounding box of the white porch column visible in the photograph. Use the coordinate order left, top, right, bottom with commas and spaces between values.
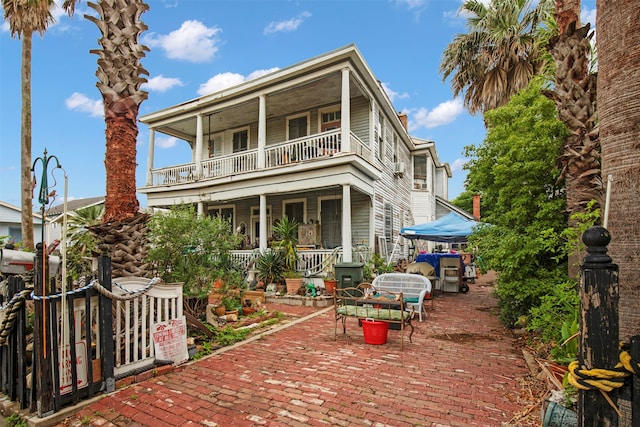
340, 68, 351, 153
195, 113, 203, 177
341, 184, 352, 262
259, 194, 268, 252
145, 128, 155, 186
258, 94, 266, 168
197, 202, 205, 217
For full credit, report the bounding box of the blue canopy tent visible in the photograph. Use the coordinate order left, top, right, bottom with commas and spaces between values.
400, 212, 479, 243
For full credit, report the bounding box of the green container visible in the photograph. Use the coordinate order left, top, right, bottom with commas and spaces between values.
334, 262, 364, 290
542, 401, 577, 427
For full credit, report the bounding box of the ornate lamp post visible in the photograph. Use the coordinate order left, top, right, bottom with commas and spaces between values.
30, 148, 62, 416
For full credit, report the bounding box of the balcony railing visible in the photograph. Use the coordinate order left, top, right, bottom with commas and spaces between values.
150, 130, 370, 187
264, 130, 341, 168
202, 151, 259, 179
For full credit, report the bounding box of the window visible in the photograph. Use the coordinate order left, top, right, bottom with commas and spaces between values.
287, 113, 309, 140
414, 156, 428, 190
8, 226, 21, 243
384, 202, 394, 242
208, 132, 224, 157
232, 129, 248, 153
320, 108, 341, 132
209, 205, 235, 227
376, 113, 385, 160
283, 199, 305, 225
393, 133, 399, 163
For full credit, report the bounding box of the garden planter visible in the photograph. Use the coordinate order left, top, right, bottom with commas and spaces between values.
285, 277, 303, 295
214, 305, 226, 316
324, 279, 337, 295
225, 309, 238, 322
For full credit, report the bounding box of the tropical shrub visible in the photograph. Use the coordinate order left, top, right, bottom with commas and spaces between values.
146, 204, 242, 297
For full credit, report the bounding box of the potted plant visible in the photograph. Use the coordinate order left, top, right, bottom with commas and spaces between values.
323, 270, 338, 295
283, 270, 304, 295
255, 249, 285, 287
273, 216, 302, 295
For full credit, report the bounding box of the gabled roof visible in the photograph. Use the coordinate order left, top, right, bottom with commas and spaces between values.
435, 195, 474, 220
47, 196, 105, 217
0, 200, 44, 220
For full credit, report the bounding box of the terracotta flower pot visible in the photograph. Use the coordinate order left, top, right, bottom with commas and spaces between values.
285, 277, 303, 295
324, 279, 338, 295
214, 305, 226, 316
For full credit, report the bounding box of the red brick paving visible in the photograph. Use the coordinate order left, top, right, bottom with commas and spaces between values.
57, 272, 534, 426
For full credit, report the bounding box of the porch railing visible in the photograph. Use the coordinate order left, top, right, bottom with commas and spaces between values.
201, 150, 259, 179
150, 130, 370, 186
230, 245, 372, 277
152, 163, 196, 186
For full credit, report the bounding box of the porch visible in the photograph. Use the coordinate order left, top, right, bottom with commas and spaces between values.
147, 129, 372, 187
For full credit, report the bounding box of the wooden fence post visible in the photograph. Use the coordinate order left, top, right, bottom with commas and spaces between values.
98, 254, 115, 393
579, 226, 619, 425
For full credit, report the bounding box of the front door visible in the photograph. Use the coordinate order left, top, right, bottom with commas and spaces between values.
320, 199, 342, 249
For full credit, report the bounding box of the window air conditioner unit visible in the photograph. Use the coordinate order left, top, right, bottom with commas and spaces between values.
393, 162, 405, 176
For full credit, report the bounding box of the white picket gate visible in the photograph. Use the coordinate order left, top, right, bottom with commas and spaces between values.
111, 278, 183, 377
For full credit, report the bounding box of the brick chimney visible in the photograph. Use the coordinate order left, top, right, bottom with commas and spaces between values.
397, 113, 408, 131
472, 194, 481, 220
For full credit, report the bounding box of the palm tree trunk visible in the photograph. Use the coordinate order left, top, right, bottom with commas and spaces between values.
597, 0, 640, 344
103, 114, 140, 223
20, 31, 34, 250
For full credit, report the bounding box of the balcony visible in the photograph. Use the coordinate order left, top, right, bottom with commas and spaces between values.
148, 130, 372, 188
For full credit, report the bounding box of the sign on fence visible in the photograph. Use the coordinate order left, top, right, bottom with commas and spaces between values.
152, 316, 188, 365
59, 341, 88, 395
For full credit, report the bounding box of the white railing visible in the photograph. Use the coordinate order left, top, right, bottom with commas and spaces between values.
201, 151, 259, 179
149, 129, 370, 186
231, 245, 372, 277
112, 278, 183, 377
264, 130, 341, 168
152, 163, 196, 186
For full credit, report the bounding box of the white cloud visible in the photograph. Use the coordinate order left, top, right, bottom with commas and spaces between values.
581, 6, 596, 29
450, 158, 466, 172
65, 92, 103, 117
156, 136, 178, 149
197, 68, 279, 96
381, 82, 409, 103
264, 11, 311, 35
409, 98, 464, 131
391, 0, 425, 10
143, 20, 222, 63
143, 75, 184, 93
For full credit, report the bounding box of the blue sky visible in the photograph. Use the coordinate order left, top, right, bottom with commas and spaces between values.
0, 0, 596, 209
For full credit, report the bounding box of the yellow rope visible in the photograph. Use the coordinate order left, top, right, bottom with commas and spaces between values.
567, 350, 639, 392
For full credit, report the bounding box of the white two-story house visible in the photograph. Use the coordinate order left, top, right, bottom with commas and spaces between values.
138, 44, 451, 264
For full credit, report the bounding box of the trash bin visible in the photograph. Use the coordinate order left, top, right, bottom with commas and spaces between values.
334, 262, 364, 290
335, 262, 365, 305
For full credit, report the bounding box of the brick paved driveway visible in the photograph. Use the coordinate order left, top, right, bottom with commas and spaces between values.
54, 272, 533, 427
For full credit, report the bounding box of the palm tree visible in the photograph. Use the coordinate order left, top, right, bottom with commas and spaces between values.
80, 0, 151, 278
2, 0, 78, 250
544, 1, 599, 276
597, 0, 640, 360
83, 0, 149, 223
65, 204, 104, 279
546, 0, 600, 215
440, 0, 552, 115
